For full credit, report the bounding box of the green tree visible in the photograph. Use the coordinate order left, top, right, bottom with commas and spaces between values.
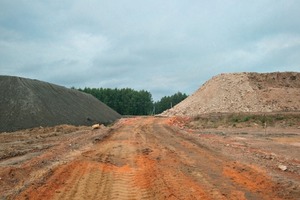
78, 87, 153, 115
154, 92, 188, 114
77, 87, 187, 115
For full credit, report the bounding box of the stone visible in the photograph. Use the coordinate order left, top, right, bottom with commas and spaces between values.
278, 164, 287, 171
92, 124, 101, 129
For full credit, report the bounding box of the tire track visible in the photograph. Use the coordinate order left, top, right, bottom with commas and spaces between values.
52, 118, 153, 200
15, 117, 289, 199
137, 118, 281, 199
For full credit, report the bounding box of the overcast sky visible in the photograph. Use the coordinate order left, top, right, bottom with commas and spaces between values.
1, 0, 299, 100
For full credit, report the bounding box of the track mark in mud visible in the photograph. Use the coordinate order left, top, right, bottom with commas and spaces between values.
13, 117, 298, 200
19, 160, 151, 200
223, 162, 280, 199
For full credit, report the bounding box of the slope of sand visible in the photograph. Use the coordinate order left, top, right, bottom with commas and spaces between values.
163, 72, 300, 116
0, 76, 121, 132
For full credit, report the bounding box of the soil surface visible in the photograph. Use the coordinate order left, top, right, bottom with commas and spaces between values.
163, 72, 300, 116
1, 117, 299, 200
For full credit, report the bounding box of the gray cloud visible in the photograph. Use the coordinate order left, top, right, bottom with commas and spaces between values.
0, 0, 300, 100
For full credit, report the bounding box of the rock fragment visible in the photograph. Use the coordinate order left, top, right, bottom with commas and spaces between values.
278, 164, 287, 171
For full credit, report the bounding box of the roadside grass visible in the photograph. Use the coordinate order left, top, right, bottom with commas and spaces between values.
189, 112, 300, 129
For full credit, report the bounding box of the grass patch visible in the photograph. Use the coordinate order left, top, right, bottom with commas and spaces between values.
190, 112, 300, 129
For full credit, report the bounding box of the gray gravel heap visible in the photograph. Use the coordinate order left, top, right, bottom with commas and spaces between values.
0, 75, 121, 132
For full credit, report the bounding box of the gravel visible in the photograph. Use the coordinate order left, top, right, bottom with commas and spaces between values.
0, 76, 121, 132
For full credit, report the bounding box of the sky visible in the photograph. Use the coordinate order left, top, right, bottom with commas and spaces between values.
0, 0, 300, 100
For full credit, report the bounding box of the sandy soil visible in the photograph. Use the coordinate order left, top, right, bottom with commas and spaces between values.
163, 72, 300, 116
1, 117, 299, 199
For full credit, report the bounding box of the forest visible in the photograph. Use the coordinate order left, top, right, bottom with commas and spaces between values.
77, 87, 187, 115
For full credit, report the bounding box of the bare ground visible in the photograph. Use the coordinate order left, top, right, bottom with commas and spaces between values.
0, 117, 299, 199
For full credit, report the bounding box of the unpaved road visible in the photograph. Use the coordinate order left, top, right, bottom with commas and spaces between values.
1, 117, 300, 199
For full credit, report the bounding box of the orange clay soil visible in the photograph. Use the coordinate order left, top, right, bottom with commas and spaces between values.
1, 117, 299, 199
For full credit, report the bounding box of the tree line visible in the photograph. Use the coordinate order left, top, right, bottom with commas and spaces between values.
153, 92, 188, 114
77, 87, 187, 115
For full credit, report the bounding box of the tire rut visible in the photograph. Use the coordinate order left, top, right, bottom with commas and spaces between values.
138, 118, 283, 199
16, 117, 290, 200
51, 119, 152, 200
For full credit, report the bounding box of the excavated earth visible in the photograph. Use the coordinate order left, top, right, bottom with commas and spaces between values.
1, 72, 300, 199
0, 75, 121, 132
163, 72, 300, 116
1, 116, 299, 200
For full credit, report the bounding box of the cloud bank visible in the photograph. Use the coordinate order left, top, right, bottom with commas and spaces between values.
1, 0, 299, 100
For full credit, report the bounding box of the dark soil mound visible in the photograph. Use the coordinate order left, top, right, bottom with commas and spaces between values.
0, 76, 121, 132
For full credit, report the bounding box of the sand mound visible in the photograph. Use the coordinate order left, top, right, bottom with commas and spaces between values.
0, 76, 121, 132
163, 72, 300, 116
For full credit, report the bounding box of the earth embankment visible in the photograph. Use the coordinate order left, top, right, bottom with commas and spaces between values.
0, 76, 121, 132
163, 72, 300, 116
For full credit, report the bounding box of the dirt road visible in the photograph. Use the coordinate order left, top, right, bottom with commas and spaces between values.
1, 117, 299, 199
